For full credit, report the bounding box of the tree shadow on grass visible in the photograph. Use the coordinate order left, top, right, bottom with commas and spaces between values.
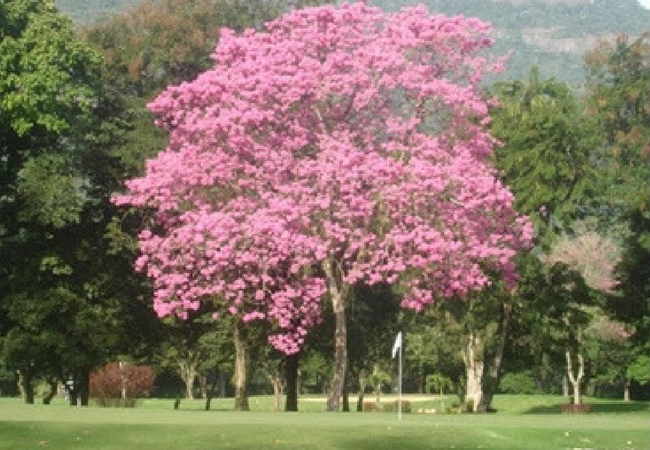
523, 401, 650, 414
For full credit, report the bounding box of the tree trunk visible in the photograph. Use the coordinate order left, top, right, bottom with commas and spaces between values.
566, 350, 584, 405
418, 371, 425, 394
463, 332, 484, 412
219, 369, 227, 398
178, 357, 197, 400
562, 375, 569, 398
624, 379, 631, 402
271, 376, 283, 412
356, 370, 366, 412
285, 353, 299, 412
342, 373, 350, 412
42, 378, 58, 405
79, 371, 90, 406
233, 323, 250, 411
198, 374, 208, 399
323, 259, 348, 412
18, 370, 34, 404
119, 361, 128, 400
205, 367, 219, 411
481, 303, 512, 411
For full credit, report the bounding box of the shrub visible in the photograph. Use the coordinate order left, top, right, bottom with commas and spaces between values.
383, 400, 411, 413
90, 362, 155, 407
363, 402, 379, 412
498, 371, 539, 395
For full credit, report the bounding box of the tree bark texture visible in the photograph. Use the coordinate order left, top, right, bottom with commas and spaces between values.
566, 350, 584, 405
233, 323, 250, 411
342, 373, 350, 412
323, 259, 348, 412
178, 355, 198, 400
462, 302, 512, 413
481, 303, 512, 410
463, 332, 485, 412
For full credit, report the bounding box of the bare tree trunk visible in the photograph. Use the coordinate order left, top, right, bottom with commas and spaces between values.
562, 375, 569, 398
624, 379, 631, 402
178, 358, 197, 400
342, 373, 350, 412
271, 376, 283, 412
119, 361, 128, 400
79, 371, 90, 406
566, 350, 584, 405
205, 368, 219, 411
18, 370, 35, 404
482, 303, 512, 411
219, 369, 227, 398
198, 374, 208, 399
463, 332, 484, 412
323, 259, 348, 412
285, 353, 299, 412
233, 323, 250, 411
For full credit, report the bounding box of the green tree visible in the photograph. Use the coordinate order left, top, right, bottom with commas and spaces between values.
0, 0, 160, 404
490, 67, 600, 244
585, 33, 650, 361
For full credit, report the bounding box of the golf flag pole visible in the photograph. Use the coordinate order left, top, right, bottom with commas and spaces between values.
392, 331, 403, 420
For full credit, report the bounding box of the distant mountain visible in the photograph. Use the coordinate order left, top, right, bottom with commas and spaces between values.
54, 0, 650, 85
376, 0, 650, 85
54, 0, 138, 25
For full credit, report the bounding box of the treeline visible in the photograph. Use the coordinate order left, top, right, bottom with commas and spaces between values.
0, 0, 648, 412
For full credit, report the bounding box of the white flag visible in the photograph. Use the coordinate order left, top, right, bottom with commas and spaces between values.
392, 332, 402, 358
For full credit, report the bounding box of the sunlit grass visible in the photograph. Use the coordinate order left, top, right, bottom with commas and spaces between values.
0, 395, 648, 449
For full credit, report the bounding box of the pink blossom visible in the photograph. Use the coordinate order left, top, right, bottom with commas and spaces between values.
115, 2, 532, 354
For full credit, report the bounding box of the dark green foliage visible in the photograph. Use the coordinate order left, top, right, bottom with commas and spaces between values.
499, 371, 539, 395
586, 34, 650, 353
490, 68, 600, 244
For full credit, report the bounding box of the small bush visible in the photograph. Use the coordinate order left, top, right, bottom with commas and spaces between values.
498, 371, 539, 395
90, 362, 155, 407
363, 402, 379, 412
383, 400, 411, 413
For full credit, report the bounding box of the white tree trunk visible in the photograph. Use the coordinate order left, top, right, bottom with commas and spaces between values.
566, 350, 584, 405
233, 323, 250, 411
178, 358, 197, 400
463, 332, 484, 412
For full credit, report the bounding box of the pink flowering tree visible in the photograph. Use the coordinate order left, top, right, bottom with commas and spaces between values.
115, 2, 532, 411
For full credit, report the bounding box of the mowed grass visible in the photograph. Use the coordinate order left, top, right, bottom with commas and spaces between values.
0, 395, 648, 449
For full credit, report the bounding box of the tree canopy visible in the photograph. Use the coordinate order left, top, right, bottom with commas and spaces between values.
116, 2, 532, 410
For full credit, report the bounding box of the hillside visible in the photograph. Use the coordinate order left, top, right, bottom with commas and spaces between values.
54, 0, 650, 84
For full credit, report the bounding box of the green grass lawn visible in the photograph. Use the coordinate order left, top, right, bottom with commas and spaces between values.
0, 395, 648, 449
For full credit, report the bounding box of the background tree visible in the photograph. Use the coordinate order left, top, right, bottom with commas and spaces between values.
585, 33, 650, 375
0, 0, 105, 404
0, 0, 164, 404
490, 67, 600, 245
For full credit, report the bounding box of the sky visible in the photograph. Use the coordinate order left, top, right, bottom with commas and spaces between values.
639, 0, 650, 10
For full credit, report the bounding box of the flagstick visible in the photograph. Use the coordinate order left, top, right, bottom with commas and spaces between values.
398, 338, 403, 421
